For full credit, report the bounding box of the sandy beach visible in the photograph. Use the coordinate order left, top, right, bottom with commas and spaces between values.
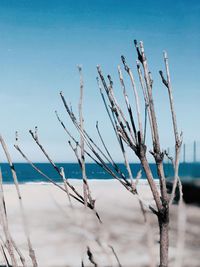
1, 180, 200, 267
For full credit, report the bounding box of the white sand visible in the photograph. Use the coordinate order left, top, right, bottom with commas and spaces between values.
1, 180, 200, 267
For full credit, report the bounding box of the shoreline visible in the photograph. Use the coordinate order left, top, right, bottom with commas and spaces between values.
1, 178, 160, 185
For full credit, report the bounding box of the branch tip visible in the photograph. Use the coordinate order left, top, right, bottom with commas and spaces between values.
121, 55, 125, 64
15, 131, 18, 141
77, 64, 82, 72
163, 50, 168, 59
134, 39, 138, 47
107, 74, 113, 86
121, 55, 129, 72
96, 65, 100, 71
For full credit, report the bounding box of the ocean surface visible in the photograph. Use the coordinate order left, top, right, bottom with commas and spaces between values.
0, 162, 200, 184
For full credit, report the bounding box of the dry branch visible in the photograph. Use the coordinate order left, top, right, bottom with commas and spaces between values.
60, 167, 72, 205
0, 243, 10, 267
159, 51, 183, 205
0, 168, 18, 267
14, 143, 101, 222
86, 246, 98, 267
13, 40, 183, 267
0, 135, 37, 267
78, 66, 94, 208
121, 56, 143, 142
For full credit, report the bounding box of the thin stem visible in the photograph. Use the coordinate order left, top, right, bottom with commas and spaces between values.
159, 51, 183, 205
121, 56, 143, 142
29, 130, 84, 201
136, 61, 155, 145
0, 135, 37, 267
118, 65, 137, 141
60, 167, 72, 205
78, 66, 93, 207
14, 144, 101, 222
0, 168, 18, 267
137, 41, 168, 205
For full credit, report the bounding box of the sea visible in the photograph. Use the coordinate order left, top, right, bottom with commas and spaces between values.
0, 162, 200, 184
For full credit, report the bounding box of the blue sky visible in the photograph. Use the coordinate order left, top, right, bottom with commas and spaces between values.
0, 0, 199, 162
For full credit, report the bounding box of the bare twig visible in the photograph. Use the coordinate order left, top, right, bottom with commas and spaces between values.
159, 51, 183, 205
97, 62, 162, 212
174, 201, 186, 267
10, 237, 26, 267
0, 168, 18, 267
60, 91, 133, 188
0, 135, 37, 267
28, 129, 85, 202
108, 245, 122, 267
137, 41, 168, 205
14, 144, 84, 203
118, 65, 137, 141
78, 66, 94, 208
121, 56, 143, 142
0, 244, 10, 267
87, 246, 98, 267
60, 167, 72, 205
136, 61, 155, 151
14, 143, 101, 222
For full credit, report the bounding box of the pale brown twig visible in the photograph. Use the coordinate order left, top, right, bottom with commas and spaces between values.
0, 244, 10, 267
28, 129, 85, 202
159, 51, 183, 205
14, 144, 84, 204
136, 41, 168, 205
60, 167, 72, 205
118, 65, 137, 142
97, 66, 136, 152
121, 55, 143, 142
0, 135, 37, 267
108, 245, 122, 267
97, 63, 162, 212
136, 61, 154, 143
87, 246, 98, 267
78, 66, 94, 208
14, 143, 101, 222
0, 168, 18, 267
174, 201, 186, 267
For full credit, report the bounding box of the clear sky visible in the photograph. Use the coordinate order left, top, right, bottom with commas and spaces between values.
0, 0, 199, 162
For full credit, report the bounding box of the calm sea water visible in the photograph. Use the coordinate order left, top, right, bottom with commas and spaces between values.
0, 162, 200, 184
